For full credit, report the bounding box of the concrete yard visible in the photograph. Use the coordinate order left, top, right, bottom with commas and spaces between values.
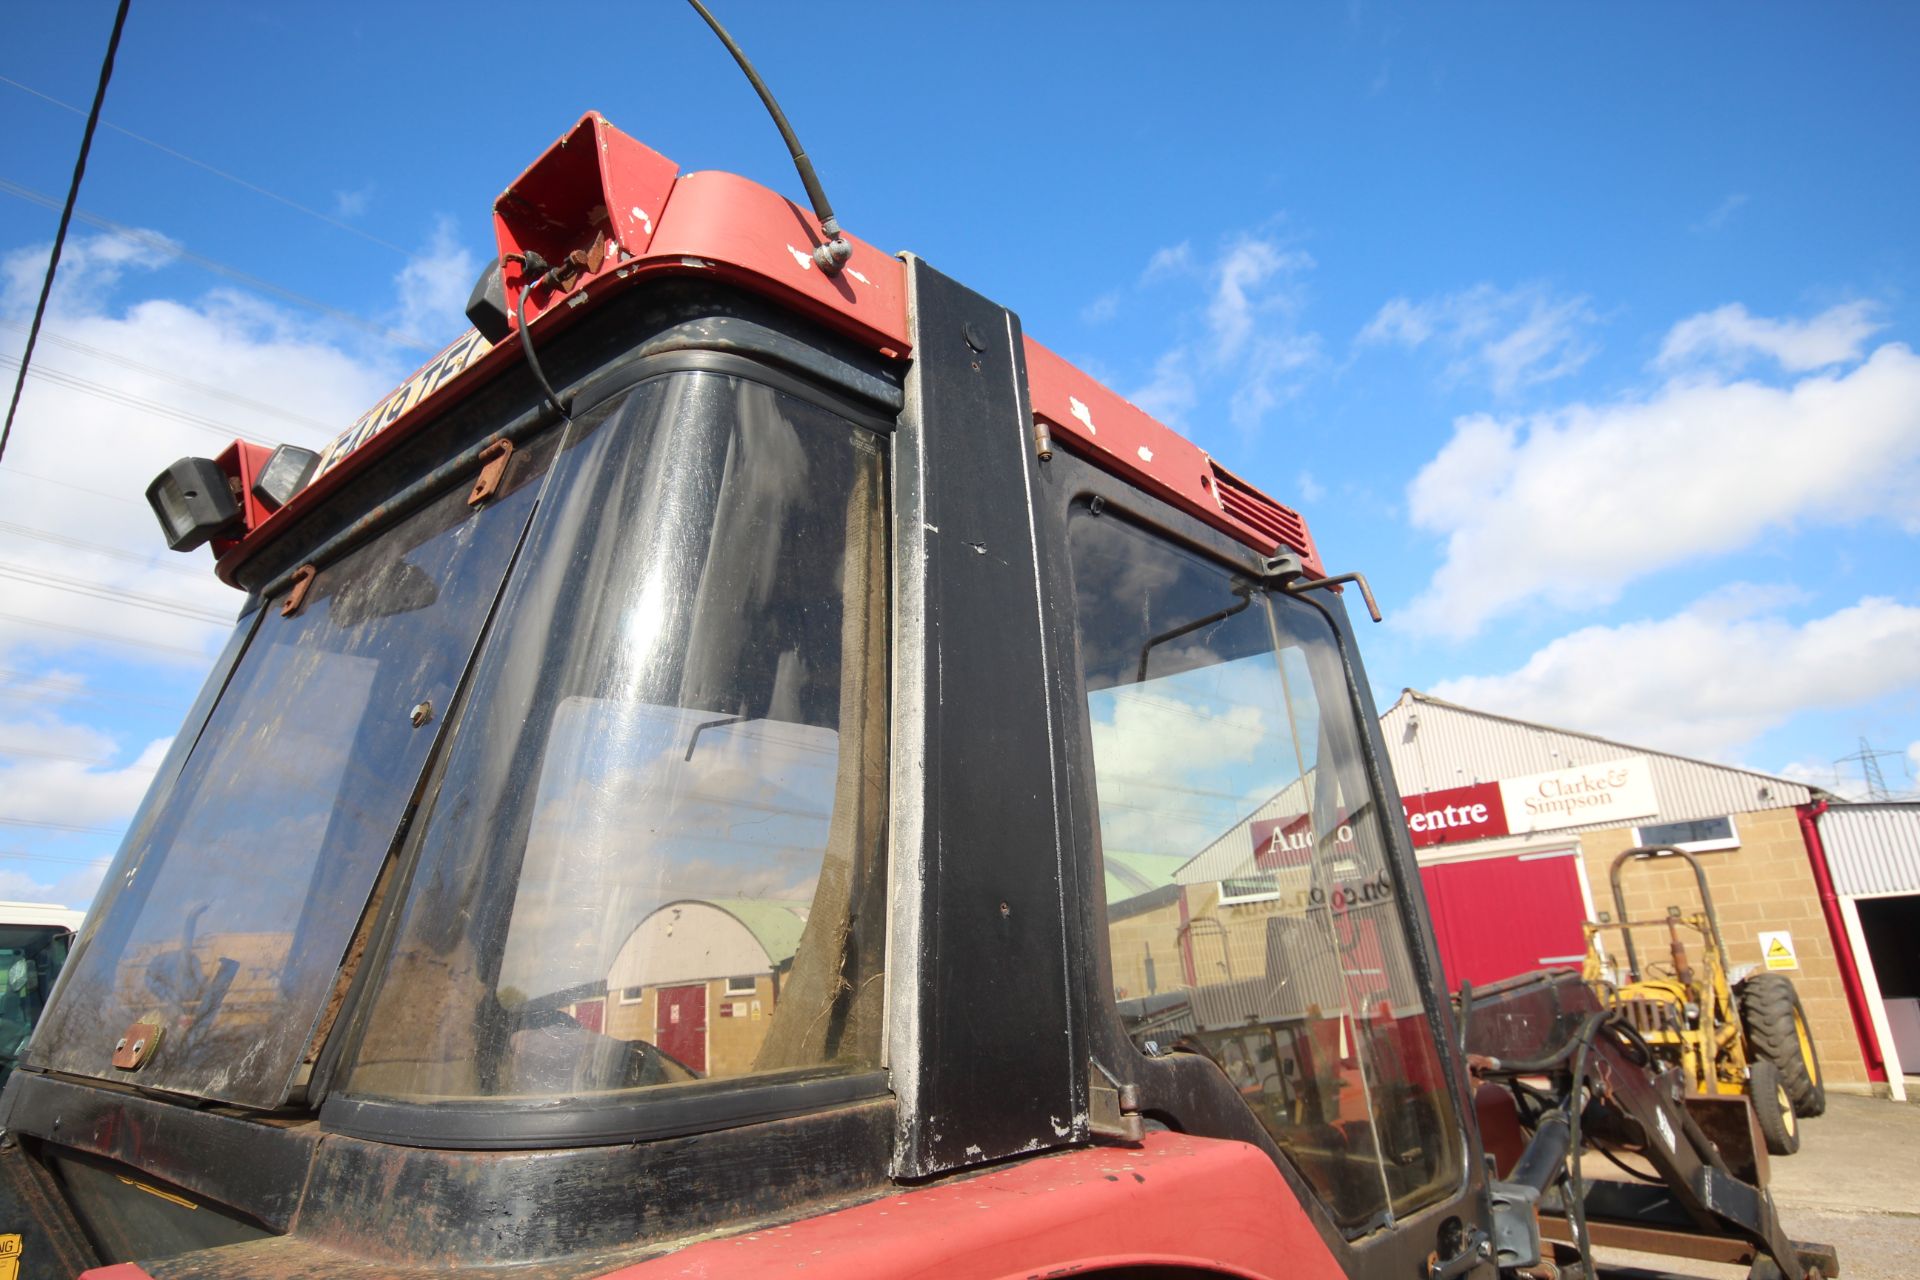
1593, 1092, 1920, 1279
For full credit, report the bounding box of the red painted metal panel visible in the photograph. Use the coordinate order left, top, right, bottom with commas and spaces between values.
1024, 337, 1324, 578
655, 983, 706, 1075
1401, 781, 1509, 849
591, 1130, 1342, 1280
492, 112, 680, 327
1419, 852, 1586, 989
646, 170, 908, 356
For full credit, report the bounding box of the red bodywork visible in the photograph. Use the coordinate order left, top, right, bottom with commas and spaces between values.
78, 1133, 1344, 1280
593, 1131, 1342, 1280
212, 113, 1322, 585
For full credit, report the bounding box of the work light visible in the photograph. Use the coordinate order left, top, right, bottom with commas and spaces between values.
250, 444, 320, 512
145, 457, 240, 553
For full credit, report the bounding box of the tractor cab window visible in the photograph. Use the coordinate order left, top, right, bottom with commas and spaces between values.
340, 372, 888, 1110
1069, 508, 1460, 1235
27, 438, 556, 1108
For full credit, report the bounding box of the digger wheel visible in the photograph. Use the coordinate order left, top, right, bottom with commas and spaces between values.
1749, 1058, 1800, 1156
1741, 973, 1826, 1117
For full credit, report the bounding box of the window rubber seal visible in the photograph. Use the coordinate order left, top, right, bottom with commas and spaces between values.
318, 1070, 892, 1150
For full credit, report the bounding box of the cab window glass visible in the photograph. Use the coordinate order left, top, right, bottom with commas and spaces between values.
1069, 508, 1460, 1234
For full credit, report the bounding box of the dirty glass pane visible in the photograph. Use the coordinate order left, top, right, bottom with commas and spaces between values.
1070, 509, 1460, 1235
29, 443, 553, 1107
345, 372, 888, 1104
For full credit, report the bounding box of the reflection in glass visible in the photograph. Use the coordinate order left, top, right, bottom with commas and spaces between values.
1071, 508, 1459, 1235
345, 373, 888, 1103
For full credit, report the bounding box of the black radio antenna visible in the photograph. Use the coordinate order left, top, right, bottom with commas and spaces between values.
684, 0, 851, 274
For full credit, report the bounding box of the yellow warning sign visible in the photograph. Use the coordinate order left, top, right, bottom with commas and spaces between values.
0, 1231, 22, 1280
1759, 930, 1798, 972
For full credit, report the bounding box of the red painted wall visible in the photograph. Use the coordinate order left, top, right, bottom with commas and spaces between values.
1419, 852, 1588, 989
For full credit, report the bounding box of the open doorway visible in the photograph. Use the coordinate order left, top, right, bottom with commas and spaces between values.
1855, 894, 1920, 1081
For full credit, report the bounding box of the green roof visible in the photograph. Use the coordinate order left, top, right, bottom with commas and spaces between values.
1103, 849, 1187, 906
706, 898, 809, 965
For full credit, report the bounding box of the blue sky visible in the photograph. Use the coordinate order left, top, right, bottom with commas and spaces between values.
4, 2, 1918, 909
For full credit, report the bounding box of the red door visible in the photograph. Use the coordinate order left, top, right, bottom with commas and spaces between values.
1418, 850, 1589, 990
656, 983, 708, 1074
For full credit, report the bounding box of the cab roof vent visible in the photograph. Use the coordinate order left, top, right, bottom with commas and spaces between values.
1208, 460, 1319, 573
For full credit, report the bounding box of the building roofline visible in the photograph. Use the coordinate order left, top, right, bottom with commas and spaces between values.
1391, 687, 1835, 801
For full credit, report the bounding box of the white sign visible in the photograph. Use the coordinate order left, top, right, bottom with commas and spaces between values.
1759, 930, 1798, 972
1498, 756, 1658, 834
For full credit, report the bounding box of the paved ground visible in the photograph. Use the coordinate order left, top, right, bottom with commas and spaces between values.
1592, 1091, 1919, 1278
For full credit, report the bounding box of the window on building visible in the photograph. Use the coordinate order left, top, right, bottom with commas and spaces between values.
618, 987, 646, 1005
724, 976, 758, 997
1633, 815, 1739, 853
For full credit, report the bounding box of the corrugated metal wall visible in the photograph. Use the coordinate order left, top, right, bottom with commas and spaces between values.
1379, 690, 1812, 834
1818, 803, 1920, 897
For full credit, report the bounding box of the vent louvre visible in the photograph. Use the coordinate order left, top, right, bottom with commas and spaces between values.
1209, 461, 1309, 553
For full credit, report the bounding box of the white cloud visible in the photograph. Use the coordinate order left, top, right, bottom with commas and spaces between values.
0, 736, 168, 829
1691, 192, 1749, 235
333, 185, 374, 219
1430, 595, 1920, 761
0, 230, 444, 666
1403, 328, 1920, 638
1142, 241, 1194, 282
1126, 232, 1322, 435
1656, 301, 1884, 374
1081, 290, 1121, 325
1359, 282, 1598, 395
1776, 758, 1871, 801
1208, 239, 1312, 359
392, 217, 479, 345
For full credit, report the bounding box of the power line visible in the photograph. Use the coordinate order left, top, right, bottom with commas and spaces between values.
0, 179, 437, 355
0, 464, 142, 506
0, 610, 214, 660
0, 352, 284, 447
0, 668, 184, 714
0, 743, 113, 766
0, 815, 122, 836
0, 519, 202, 579
0, 560, 234, 624
0, 848, 116, 869
1, 319, 341, 434
0, 74, 409, 256
0, 0, 133, 465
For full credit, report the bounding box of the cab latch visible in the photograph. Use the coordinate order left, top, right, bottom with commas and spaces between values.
111, 1018, 162, 1071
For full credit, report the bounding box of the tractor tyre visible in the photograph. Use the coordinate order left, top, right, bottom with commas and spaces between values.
1749, 1058, 1800, 1156
1741, 973, 1826, 1118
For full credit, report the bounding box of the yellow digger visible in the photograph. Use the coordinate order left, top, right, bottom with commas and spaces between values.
1584, 845, 1825, 1156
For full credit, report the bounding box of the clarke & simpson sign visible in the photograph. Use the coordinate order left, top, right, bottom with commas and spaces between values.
1498, 756, 1657, 833
1401, 756, 1659, 845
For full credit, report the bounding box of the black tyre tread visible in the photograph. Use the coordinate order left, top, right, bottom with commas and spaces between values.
1749, 1058, 1800, 1156
1741, 974, 1824, 1117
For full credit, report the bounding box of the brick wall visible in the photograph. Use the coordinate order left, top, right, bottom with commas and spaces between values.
1576, 806, 1866, 1085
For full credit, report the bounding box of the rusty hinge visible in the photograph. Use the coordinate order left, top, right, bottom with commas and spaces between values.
468, 438, 514, 506
281, 564, 317, 617
1088, 1059, 1144, 1144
